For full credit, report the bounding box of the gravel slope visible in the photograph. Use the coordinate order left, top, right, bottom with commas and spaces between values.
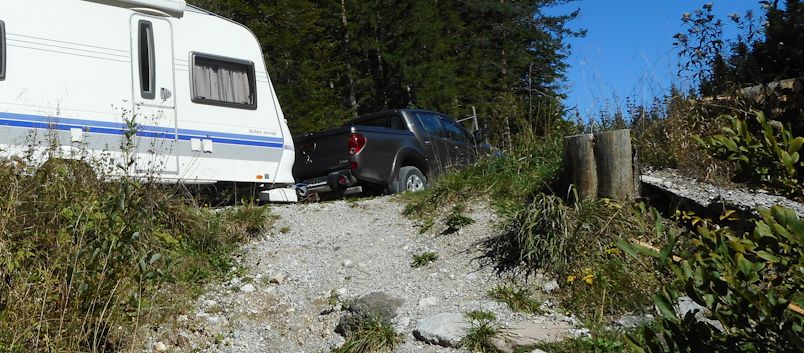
144, 196, 573, 353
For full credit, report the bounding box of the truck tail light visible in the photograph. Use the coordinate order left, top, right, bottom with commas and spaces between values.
348, 133, 366, 155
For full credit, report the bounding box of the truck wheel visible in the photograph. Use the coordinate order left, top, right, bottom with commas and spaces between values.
398, 166, 427, 192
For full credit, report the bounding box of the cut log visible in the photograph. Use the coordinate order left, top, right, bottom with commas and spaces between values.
594, 129, 635, 200
563, 133, 597, 200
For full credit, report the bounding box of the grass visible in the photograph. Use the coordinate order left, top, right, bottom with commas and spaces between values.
538, 329, 631, 353
0, 154, 273, 352
487, 284, 542, 313
444, 204, 475, 233
410, 252, 439, 268
461, 310, 505, 353
332, 316, 400, 353
485, 196, 666, 320
402, 128, 566, 232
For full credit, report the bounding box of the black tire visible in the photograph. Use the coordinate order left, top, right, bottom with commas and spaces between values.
397, 166, 427, 193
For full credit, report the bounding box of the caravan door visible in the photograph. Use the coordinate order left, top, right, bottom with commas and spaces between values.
130, 15, 179, 175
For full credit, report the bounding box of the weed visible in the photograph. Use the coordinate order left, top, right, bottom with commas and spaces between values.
402, 127, 565, 232
486, 197, 666, 320
539, 329, 630, 353
461, 310, 505, 353
410, 252, 439, 268
0, 155, 272, 351
498, 193, 569, 273
444, 204, 475, 233
220, 202, 273, 237
332, 316, 400, 353
487, 285, 542, 313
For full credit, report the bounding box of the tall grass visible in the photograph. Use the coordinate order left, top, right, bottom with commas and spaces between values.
402, 124, 568, 230
0, 155, 272, 352
486, 195, 667, 319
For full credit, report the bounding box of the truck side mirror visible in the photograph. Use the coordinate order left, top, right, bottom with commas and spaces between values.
473, 129, 485, 144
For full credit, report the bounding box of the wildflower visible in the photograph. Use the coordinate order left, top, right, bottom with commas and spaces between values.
566, 275, 576, 283
582, 273, 595, 285
728, 13, 740, 22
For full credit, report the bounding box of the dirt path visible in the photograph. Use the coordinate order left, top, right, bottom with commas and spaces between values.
144, 196, 574, 353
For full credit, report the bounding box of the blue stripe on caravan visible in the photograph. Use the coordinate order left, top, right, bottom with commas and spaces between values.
0, 112, 285, 149
0, 112, 127, 129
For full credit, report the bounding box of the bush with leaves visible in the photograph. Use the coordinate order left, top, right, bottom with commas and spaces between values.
621, 206, 804, 352
696, 112, 804, 198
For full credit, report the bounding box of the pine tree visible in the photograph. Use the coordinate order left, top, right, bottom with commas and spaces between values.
187, 0, 581, 135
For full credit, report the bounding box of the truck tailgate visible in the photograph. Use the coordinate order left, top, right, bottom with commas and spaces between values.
292, 127, 351, 181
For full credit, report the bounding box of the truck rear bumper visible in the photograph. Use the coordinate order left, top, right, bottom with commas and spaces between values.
301, 169, 358, 194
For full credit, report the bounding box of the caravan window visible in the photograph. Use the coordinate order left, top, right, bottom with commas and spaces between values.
191, 53, 257, 110
1, 20, 6, 81
138, 21, 155, 99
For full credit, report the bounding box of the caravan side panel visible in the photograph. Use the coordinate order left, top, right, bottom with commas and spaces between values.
0, 0, 134, 163
0, 0, 296, 185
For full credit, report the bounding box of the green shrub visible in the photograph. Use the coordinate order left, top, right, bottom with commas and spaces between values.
621, 205, 804, 352
411, 252, 439, 268
696, 112, 804, 198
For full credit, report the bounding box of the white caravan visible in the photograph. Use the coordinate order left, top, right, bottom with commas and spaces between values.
0, 0, 297, 201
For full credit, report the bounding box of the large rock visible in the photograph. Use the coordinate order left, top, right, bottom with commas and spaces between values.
336, 292, 403, 336
413, 313, 470, 347
489, 321, 571, 353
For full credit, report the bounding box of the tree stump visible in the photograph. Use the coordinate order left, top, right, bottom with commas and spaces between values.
562, 129, 635, 201
594, 129, 635, 200
563, 133, 598, 200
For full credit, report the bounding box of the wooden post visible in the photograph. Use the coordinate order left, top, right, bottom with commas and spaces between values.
594, 129, 635, 200
563, 133, 598, 200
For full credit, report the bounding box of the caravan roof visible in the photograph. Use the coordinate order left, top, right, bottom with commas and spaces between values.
107, 0, 187, 14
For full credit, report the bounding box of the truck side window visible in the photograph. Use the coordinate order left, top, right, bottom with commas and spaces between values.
191, 52, 257, 110
440, 117, 471, 143
1, 20, 6, 81
388, 115, 407, 130
355, 116, 387, 128
416, 113, 446, 138
138, 20, 155, 99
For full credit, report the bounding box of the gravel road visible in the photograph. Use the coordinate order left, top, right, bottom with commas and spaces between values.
143, 196, 573, 353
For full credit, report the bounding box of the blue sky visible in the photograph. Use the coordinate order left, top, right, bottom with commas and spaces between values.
546, 0, 764, 121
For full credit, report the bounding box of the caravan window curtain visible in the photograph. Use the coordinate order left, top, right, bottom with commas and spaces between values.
191, 53, 257, 110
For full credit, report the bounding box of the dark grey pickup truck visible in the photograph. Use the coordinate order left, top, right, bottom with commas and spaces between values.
293, 109, 482, 198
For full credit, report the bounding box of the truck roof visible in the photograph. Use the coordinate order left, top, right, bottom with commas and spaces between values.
347, 109, 438, 125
